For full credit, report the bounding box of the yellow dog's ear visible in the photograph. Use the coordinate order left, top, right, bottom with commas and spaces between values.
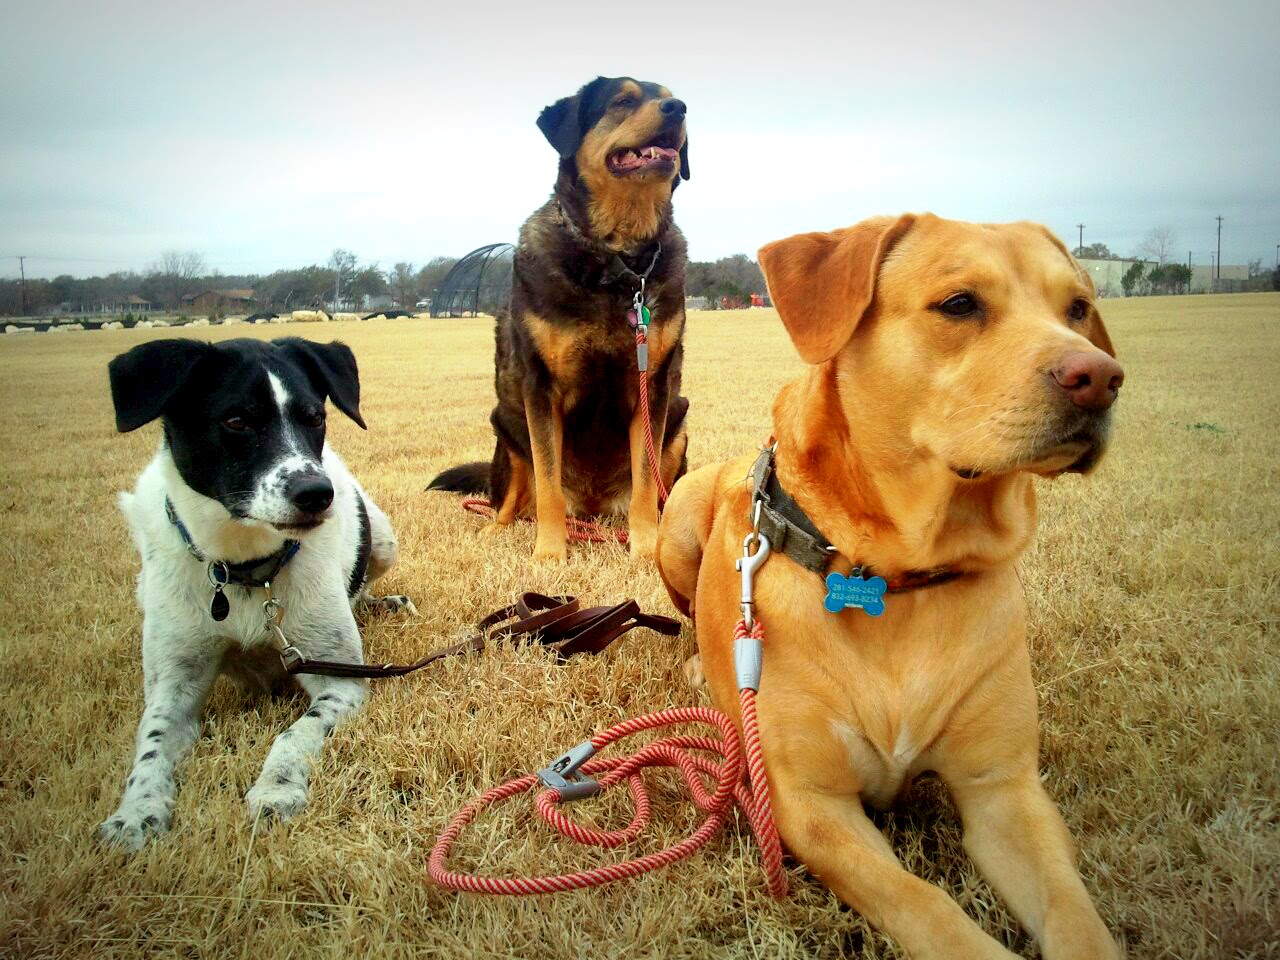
758, 214, 916, 364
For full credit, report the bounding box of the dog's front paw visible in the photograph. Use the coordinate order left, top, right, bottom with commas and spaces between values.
246, 774, 309, 823
364, 594, 417, 616
98, 798, 172, 852
683, 653, 706, 689
533, 539, 567, 563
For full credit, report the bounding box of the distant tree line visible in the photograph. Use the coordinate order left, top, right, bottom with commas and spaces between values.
0, 249, 462, 318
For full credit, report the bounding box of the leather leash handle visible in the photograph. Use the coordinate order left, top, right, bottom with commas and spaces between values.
284, 593, 679, 679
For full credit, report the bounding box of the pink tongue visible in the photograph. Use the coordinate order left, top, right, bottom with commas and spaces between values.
614, 146, 678, 169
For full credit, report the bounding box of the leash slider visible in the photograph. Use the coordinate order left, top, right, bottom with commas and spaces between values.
536, 740, 600, 802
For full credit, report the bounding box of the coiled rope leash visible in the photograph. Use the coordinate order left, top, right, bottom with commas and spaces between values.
428, 530, 786, 899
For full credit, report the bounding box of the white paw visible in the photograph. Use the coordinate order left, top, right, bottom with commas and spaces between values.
372, 594, 417, 616
683, 653, 706, 689
98, 797, 173, 851
246, 773, 309, 823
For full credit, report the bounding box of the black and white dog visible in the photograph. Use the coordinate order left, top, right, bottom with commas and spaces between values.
99, 336, 412, 851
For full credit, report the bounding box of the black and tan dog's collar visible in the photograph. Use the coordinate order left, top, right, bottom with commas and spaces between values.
748, 446, 965, 593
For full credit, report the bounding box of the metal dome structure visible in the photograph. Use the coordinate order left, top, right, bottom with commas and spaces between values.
430, 242, 514, 318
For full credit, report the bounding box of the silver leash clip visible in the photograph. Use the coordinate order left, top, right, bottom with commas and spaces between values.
736, 530, 771, 630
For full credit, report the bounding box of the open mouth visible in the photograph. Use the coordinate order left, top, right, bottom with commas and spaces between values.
607, 141, 680, 176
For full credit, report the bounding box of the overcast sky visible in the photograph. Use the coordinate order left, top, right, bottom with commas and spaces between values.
2, 0, 1277, 279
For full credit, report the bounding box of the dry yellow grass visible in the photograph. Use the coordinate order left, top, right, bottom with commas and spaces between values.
1, 295, 1277, 959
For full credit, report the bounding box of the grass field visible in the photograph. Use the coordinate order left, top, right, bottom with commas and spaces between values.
1, 294, 1278, 959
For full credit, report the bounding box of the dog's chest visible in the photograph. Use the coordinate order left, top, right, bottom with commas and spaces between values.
522, 310, 681, 394
831, 720, 921, 809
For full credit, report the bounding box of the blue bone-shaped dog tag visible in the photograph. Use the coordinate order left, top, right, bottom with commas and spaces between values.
823, 571, 888, 616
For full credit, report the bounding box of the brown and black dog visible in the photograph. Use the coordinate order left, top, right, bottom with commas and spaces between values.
657, 215, 1125, 959
430, 76, 691, 561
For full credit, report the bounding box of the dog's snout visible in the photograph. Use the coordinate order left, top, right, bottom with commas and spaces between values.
660, 98, 686, 119
286, 474, 334, 515
1050, 352, 1125, 411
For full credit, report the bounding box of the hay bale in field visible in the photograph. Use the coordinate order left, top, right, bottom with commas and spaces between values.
49, 323, 85, 333
290, 310, 329, 323
152, 319, 170, 327
332, 312, 359, 323
221, 317, 244, 326
5, 324, 34, 335
188, 318, 210, 327
254, 318, 270, 325
101, 321, 124, 330
135, 320, 154, 329
270, 315, 291, 323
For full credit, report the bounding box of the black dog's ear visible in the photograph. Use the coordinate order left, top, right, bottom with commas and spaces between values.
275, 338, 366, 429
108, 339, 214, 432
537, 76, 610, 159
679, 136, 690, 181
537, 93, 582, 159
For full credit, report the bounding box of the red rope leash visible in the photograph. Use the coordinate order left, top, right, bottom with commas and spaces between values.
427, 618, 787, 898
461, 498, 629, 545
636, 326, 670, 506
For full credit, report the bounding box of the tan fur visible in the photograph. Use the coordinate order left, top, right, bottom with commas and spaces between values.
576, 94, 679, 250
658, 214, 1123, 959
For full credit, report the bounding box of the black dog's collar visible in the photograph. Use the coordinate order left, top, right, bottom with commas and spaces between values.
748, 446, 964, 593
553, 200, 663, 289
165, 497, 301, 588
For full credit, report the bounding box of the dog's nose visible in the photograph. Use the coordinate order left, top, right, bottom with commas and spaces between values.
1050, 351, 1125, 411
660, 98, 686, 118
287, 475, 334, 515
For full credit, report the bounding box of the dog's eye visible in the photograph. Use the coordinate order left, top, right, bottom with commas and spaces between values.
1067, 298, 1091, 322
613, 96, 636, 108
222, 416, 251, 433
301, 409, 326, 428
937, 293, 980, 319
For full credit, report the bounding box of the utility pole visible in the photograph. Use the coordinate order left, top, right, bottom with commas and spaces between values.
18, 256, 27, 316
1215, 216, 1224, 280
1275, 243, 1278, 269
1076, 223, 1086, 255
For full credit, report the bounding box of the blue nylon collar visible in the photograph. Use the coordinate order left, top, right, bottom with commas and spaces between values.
165, 497, 301, 587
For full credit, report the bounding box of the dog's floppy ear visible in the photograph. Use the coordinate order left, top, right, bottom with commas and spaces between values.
679, 136, 690, 181
274, 338, 366, 429
1034, 224, 1117, 358
759, 214, 916, 364
108, 339, 215, 432
537, 76, 609, 159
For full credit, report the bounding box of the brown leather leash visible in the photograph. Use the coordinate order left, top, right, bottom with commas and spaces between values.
280, 593, 680, 679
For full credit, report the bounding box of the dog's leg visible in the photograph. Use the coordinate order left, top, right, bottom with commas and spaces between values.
246, 616, 368, 822
949, 772, 1121, 960
770, 777, 1019, 959
627, 371, 669, 559
492, 449, 530, 527
99, 640, 220, 851
524, 387, 567, 561
353, 497, 416, 615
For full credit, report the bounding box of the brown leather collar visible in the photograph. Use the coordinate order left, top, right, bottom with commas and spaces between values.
749, 445, 965, 594
282, 593, 680, 679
